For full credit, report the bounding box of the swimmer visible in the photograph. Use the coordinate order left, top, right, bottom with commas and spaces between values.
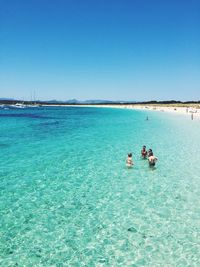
126, 153, 134, 168
141, 145, 147, 159
148, 154, 158, 167
148, 149, 153, 157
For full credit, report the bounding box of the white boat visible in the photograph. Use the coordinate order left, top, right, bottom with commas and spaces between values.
12, 103, 26, 108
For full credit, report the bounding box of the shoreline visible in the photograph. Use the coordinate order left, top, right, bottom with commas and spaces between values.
44, 103, 200, 120
1, 102, 200, 120
125, 104, 200, 120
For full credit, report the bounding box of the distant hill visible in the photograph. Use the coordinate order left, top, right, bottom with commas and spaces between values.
0, 98, 199, 105
46, 99, 127, 104
81, 100, 117, 104
0, 98, 15, 101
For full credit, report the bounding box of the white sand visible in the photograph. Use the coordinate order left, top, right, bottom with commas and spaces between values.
127, 105, 200, 121
90, 104, 200, 121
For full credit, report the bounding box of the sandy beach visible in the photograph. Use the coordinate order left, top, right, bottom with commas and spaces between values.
126, 104, 200, 120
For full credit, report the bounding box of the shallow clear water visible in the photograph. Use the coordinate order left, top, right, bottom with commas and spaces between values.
0, 106, 200, 266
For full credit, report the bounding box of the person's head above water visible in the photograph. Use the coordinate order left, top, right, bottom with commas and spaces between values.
128, 153, 132, 157
143, 145, 146, 150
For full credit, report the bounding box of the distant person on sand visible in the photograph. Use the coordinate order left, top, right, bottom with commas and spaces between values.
148, 151, 158, 167
126, 153, 134, 168
141, 145, 147, 158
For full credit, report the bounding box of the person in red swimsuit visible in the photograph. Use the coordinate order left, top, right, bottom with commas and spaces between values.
141, 145, 147, 159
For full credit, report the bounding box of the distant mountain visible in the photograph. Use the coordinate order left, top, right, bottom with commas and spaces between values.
43, 99, 64, 103
63, 99, 136, 104
1, 98, 199, 105
64, 99, 79, 104
43, 99, 79, 104
82, 100, 116, 104
45, 99, 118, 104
0, 98, 15, 100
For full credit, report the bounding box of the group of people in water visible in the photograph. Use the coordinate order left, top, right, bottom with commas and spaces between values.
126, 145, 158, 168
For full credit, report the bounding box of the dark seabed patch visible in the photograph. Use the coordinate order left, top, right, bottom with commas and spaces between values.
38, 121, 60, 127
0, 113, 56, 119
127, 227, 137, 233
0, 143, 10, 148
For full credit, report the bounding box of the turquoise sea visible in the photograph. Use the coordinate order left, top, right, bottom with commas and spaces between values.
0, 106, 200, 267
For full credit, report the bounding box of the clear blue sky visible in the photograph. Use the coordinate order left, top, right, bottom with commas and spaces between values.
0, 0, 199, 101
